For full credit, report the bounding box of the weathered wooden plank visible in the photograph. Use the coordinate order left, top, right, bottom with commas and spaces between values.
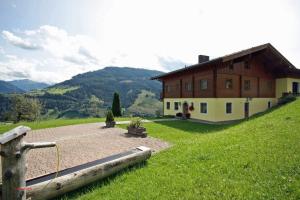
22, 142, 56, 150
0, 126, 31, 145
26, 146, 151, 200
1, 132, 27, 200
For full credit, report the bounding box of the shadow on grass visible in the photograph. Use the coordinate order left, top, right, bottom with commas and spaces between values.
152, 105, 282, 134
151, 120, 240, 134
55, 161, 148, 200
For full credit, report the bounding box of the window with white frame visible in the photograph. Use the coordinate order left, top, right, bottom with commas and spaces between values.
244, 80, 251, 90
185, 82, 192, 91
166, 102, 170, 110
200, 79, 208, 90
226, 102, 232, 114
200, 103, 207, 114
268, 101, 271, 109
174, 102, 179, 110
225, 79, 233, 89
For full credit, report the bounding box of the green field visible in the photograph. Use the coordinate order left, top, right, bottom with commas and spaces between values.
56, 100, 300, 200
0, 117, 133, 134
47, 86, 80, 95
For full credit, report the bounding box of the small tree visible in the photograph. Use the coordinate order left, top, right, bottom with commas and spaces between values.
105, 110, 114, 122
112, 92, 121, 117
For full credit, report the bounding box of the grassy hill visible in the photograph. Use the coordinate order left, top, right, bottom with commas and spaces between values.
32, 67, 162, 118
47, 66, 162, 108
0, 117, 134, 134
60, 100, 300, 199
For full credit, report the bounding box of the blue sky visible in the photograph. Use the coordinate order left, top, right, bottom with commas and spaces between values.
0, 0, 299, 83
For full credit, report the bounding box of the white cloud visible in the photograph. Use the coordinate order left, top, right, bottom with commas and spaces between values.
157, 56, 190, 71
0, 25, 169, 83
0, 0, 299, 83
0, 55, 86, 84
0, 46, 4, 54
0, 26, 105, 83
2, 31, 40, 50
95, 0, 300, 67
21, 26, 98, 64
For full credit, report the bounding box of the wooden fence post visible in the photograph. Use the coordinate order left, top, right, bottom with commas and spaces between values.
0, 126, 56, 200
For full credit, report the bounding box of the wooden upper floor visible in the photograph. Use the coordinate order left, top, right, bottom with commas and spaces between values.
152, 43, 300, 99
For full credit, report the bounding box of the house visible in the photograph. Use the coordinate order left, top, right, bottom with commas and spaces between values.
152, 43, 300, 123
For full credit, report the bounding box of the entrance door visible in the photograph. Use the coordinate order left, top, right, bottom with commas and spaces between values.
244, 102, 249, 118
292, 82, 299, 94
182, 102, 189, 117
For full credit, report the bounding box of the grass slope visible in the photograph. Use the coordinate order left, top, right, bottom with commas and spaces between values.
47, 86, 80, 95
59, 100, 300, 200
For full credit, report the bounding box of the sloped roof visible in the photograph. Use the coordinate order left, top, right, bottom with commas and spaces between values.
152, 43, 296, 80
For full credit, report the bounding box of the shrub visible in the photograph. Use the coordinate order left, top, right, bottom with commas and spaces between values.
185, 113, 191, 119
128, 118, 142, 128
278, 94, 296, 105
105, 110, 114, 122
176, 112, 183, 117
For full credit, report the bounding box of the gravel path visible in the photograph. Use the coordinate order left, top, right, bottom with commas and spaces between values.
19, 122, 170, 180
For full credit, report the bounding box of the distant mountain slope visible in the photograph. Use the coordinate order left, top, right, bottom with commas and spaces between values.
127, 90, 162, 116
0, 80, 24, 94
9, 79, 50, 92
48, 67, 162, 107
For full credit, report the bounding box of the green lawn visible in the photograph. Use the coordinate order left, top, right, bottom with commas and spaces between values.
0, 117, 133, 134
57, 100, 300, 200
46, 86, 80, 95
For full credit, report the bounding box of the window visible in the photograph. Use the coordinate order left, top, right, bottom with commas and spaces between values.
185, 82, 192, 91
229, 64, 234, 70
165, 85, 171, 93
200, 80, 208, 90
200, 103, 207, 114
174, 102, 179, 110
225, 79, 233, 89
166, 102, 170, 110
244, 80, 251, 90
245, 61, 250, 69
268, 101, 271, 109
226, 103, 232, 114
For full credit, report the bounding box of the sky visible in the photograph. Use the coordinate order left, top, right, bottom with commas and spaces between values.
0, 0, 299, 84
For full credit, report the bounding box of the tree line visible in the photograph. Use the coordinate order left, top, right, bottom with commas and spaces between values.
0, 92, 122, 123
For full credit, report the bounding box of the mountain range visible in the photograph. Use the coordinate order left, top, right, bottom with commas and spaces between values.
8, 79, 50, 92
0, 67, 164, 119
0, 80, 25, 93
0, 79, 50, 93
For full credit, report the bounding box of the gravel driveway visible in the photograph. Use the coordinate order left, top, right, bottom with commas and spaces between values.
18, 123, 170, 180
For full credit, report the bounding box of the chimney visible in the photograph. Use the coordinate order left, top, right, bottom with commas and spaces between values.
198, 55, 209, 64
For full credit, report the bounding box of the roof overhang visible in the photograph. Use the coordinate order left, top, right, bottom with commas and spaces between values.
151, 43, 297, 80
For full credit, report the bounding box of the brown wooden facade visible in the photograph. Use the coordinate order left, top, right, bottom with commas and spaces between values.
153, 44, 299, 99
161, 55, 275, 99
